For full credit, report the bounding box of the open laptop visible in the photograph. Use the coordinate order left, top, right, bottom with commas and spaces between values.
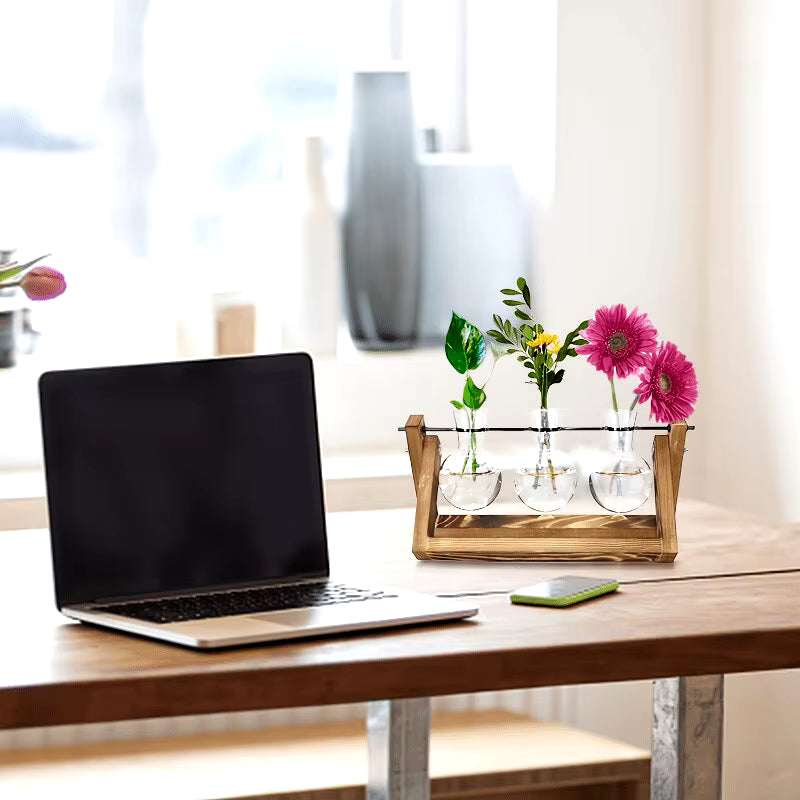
38, 353, 477, 648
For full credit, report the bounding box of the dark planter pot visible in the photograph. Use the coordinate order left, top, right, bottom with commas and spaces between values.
343, 70, 420, 349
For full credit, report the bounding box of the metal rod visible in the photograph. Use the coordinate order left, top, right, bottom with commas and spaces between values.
396, 424, 696, 433
367, 698, 431, 800
652, 675, 724, 800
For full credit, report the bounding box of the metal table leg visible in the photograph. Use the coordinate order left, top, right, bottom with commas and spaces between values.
652, 675, 724, 800
367, 698, 431, 800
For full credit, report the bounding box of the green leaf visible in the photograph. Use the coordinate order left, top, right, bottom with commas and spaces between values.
551, 369, 565, 385
500, 288, 520, 295
0, 265, 26, 283
535, 323, 544, 334
493, 314, 504, 329
516, 354, 527, 362
566, 347, 578, 357
462, 375, 486, 410
450, 400, 464, 410
516, 276, 527, 292
445, 312, 486, 374
522, 283, 531, 308
527, 371, 537, 379
523, 360, 534, 369
514, 309, 531, 320
577, 320, 589, 331
520, 324, 535, 340
503, 319, 513, 338
573, 338, 588, 346
503, 299, 524, 306
534, 353, 544, 369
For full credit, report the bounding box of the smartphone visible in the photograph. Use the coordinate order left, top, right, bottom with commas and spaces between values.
510, 575, 619, 607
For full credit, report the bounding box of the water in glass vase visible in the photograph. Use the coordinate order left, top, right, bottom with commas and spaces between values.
439, 407, 501, 511
589, 409, 653, 513
514, 409, 577, 513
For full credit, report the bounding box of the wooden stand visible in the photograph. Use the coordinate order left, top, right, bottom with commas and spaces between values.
404, 415, 688, 563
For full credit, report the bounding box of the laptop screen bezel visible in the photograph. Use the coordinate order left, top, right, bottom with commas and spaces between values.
38, 352, 331, 609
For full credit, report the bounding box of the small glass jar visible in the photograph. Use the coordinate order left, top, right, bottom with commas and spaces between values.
439, 407, 502, 511
589, 409, 653, 513
514, 408, 577, 512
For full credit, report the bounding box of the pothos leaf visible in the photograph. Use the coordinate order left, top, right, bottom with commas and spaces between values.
445, 312, 486, 374
450, 400, 464, 410
462, 375, 487, 410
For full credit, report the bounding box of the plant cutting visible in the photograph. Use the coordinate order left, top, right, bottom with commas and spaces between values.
440, 312, 501, 511
486, 277, 588, 410
487, 277, 587, 511
444, 312, 492, 476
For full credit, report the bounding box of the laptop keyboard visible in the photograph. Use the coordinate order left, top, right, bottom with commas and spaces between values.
95, 583, 396, 624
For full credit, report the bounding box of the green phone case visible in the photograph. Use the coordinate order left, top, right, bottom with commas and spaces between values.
510, 577, 619, 607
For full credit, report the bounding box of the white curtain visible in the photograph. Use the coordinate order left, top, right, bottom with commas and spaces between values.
704, 0, 800, 523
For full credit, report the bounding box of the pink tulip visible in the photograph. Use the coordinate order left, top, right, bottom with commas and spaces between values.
19, 266, 66, 301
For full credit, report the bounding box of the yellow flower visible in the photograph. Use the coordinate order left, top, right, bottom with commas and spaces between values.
527, 332, 559, 351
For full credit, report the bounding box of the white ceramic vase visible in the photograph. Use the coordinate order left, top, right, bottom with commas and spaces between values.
282, 135, 341, 356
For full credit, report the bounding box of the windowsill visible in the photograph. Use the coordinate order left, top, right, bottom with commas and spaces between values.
0, 451, 420, 532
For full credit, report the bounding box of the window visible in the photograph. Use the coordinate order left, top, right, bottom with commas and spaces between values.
0, 0, 557, 466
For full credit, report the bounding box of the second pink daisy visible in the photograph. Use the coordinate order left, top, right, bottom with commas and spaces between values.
634, 342, 698, 423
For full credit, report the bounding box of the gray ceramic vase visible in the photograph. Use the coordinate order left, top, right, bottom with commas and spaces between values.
343, 70, 420, 349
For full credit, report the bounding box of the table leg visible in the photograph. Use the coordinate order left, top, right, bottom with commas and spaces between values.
367, 698, 431, 800
652, 675, 724, 800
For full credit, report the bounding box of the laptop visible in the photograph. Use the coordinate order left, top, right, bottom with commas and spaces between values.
38, 353, 477, 648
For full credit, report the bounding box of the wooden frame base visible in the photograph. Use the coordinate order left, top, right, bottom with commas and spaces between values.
404, 415, 688, 563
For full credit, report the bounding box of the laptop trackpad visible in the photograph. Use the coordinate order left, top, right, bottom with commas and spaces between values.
249, 605, 375, 628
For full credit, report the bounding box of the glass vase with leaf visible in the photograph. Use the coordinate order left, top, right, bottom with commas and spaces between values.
440, 313, 501, 511
488, 277, 587, 513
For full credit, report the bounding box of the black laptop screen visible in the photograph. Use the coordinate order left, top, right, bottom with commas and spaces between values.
39, 354, 329, 607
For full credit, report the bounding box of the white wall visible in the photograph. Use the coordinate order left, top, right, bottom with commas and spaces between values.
539, 5, 800, 800
538, 0, 708, 497
704, 0, 800, 524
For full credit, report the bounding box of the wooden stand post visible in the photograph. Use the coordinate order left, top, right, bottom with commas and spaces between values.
405, 415, 688, 562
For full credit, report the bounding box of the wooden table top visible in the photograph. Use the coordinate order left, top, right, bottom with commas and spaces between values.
0, 501, 798, 729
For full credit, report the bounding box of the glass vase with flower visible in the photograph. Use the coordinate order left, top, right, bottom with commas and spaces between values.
577, 305, 697, 513
0, 254, 67, 368
487, 277, 587, 512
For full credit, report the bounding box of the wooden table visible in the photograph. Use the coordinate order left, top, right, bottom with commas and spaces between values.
1, 500, 799, 800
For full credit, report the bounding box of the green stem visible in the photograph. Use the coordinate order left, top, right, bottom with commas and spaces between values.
609, 374, 618, 412
629, 393, 640, 412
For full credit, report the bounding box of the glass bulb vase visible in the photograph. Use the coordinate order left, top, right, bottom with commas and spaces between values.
589, 409, 653, 513
514, 409, 577, 513
439, 407, 502, 511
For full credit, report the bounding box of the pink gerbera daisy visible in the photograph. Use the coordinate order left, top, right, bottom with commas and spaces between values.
575, 304, 658, 379
634, 341, 698, 423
